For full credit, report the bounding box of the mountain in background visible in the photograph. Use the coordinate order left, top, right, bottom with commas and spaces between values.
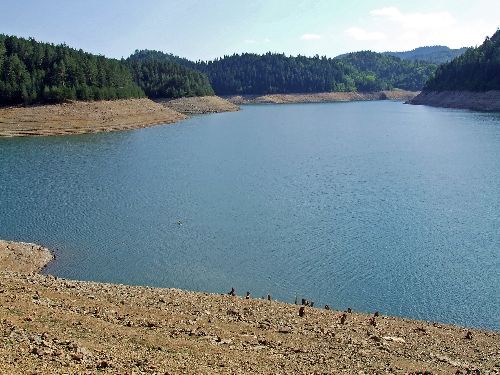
383, 46, 468, 64
423, 29, 500, 92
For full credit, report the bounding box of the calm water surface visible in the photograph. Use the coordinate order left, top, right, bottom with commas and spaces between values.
1, 101, 499, 330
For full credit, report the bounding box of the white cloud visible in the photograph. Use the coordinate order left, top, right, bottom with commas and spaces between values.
345, 6, 497, 50
300, 33, 322, 41
245, 38, 271, 45
345, 27, 386, 41
370, 7, 456, 31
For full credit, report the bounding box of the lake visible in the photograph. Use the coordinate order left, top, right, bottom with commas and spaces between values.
1, 101, 499, 330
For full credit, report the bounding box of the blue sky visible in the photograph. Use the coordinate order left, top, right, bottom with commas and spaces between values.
1, 1, 498, 60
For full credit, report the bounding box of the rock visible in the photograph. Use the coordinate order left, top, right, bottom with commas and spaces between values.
382, 336, 405, 344
299, 306, 306, 317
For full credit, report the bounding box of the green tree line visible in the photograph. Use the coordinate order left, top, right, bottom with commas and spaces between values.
0, 34, 144, 105
126, 50, 214, 98
337, 51, 437, 91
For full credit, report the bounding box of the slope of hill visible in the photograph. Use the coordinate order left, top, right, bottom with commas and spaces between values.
0, 35, 144, 106
384, 46, 468, 64
336, 51, 437, 91
131, 50, 436, 95
410, 29, 500, 111
127, 50, 214, 98
423, 30, 500, 92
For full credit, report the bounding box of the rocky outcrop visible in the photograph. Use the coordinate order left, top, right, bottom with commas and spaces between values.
158, 95, 240, 114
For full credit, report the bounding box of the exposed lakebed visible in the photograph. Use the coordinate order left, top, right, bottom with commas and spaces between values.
1, 101, 499, 330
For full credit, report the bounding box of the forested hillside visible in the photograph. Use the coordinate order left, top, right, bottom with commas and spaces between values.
131, 50, 436, 95
195, 53, 359, 94
384, 46, 467, 64
337, 51, 437, 91
127, 51, 214, 98
0, 33, 447, 107
0, 35, 144, 105
423, 30, 500, 91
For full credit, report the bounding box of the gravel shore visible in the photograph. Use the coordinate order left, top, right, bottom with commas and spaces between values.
157, 96, 240, 114
0, 240, 498, 374
0, 99, 187, 137
225, 90, 418, 105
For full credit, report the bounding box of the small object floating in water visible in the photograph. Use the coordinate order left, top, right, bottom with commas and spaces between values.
176, 220, 183, 226
228, 287, 236, 296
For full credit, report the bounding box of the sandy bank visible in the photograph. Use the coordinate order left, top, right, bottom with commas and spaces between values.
409, 90, 500, 111
157, 95, 240, 114
0, 241, 498, 374
0, 99, 187, 137
226, 90, 418, 105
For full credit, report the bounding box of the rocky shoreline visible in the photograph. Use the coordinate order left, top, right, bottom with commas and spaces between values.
0, 240, 498, 374
409, 90, 500, 111
225, 90, 418, 105
0, 91, 420, 138
0, 98, 187, 138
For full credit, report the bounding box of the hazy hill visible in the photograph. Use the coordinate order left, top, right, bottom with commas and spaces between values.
423, 29, 500, 91
384, 46, 468, 64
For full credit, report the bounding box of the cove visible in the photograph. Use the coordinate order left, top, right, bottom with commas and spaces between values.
1, 101, 499, 330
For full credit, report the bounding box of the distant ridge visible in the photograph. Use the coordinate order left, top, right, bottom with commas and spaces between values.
383, 46, 468, 64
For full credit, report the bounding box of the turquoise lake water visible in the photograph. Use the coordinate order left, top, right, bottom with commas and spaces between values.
1, 101, 499, 330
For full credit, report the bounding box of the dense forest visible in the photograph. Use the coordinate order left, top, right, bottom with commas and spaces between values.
336, 51, 437, 91
383, 46, 467, 64
130, 50, 438, 94
127, 51, 214, 98
424, 29, 500, 91
0, 34, 144, 105
195, 53, 359, 94
1, 33, 475, 107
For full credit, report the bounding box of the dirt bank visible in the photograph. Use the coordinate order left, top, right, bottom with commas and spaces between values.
157, 96, 240, 114
0, 240, 53, 273
0, 99, 187, 137
0, 241, 498, 374
226, 90, 418, 105
409, 90, 500, 111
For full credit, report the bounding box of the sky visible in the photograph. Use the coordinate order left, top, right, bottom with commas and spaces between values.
1, 0, 498, 60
